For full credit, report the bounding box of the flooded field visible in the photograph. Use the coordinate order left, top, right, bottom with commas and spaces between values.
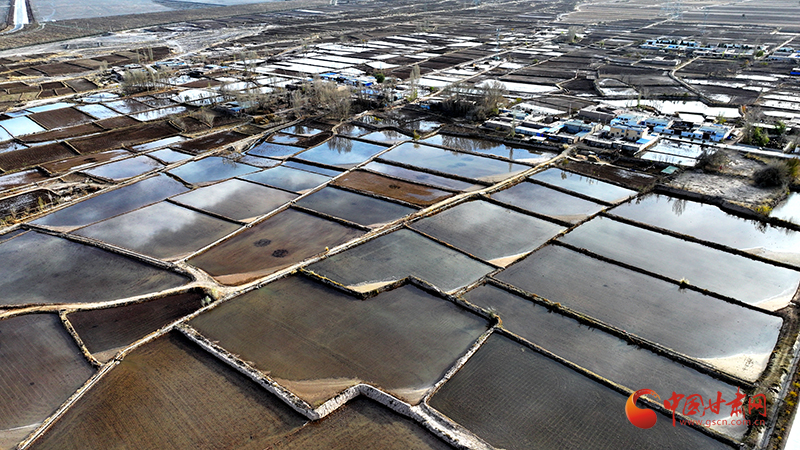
411, 200, 564, 266
422, 134, 556, 164
240, 165, 330, 193
495, 244, 783, 381
428, 334, 734, 450
67, 291, 206, 362
171, 178, 297, 222
33, 174, 189, 231
307, 228, 494, 293
0, 231, 188, 307
363, 161, 480, 191
73, 201, 241, 260
188, 208, 365, 285
190, 276, 487, 405
268, 397, 452, 449
772, 192, 800, 225
28, 333, 307, 450
295, 187, 417, 227
0, 314, 94, 450
463, 284, 746, 438
611, 194, 800, 266
294, 137, 387, 168
247, 142, 304, 159
83, 155, 163, 181
491, 180, 606, 223
529, 168, 637, 203
379, 143, 529, 183
561, 216, 800, 310
168, 156, 260, 185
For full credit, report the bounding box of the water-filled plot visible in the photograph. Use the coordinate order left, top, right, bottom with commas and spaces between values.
280, 124, 325, 136
27, 333, 307, 450
188, 207, 365, 285
268, 133, 302, 145
495, 244, 783, 381
247, 141, 304, 159
32, 174, 189, 231
82, 155, 163, 181
130, 136, 187, 152
307, 228, 494, 293
411, 200, 564, 266
67, 291, 206, 363
333, 170, 454, 206
379, 142, 529, 183
491, 180, 606, 223
40, 149, 131, 175
282, 160, 343, 177
771, 192, 800, 225
296, 187, 417, 227
423, 134, 556, 164
428, 334, 734, 450
171, 179, 297, 222
75, 103, 121, 120
0, 116, 46, 137
295, 137, 388, 169
190, 276, 488, 405
0, 231, 188, 307
168, 156, 260, 185
0, 314, 95, 450
611, 194, 800, 267
241, 165, 330, 193
267, 397, 452, 450
529, 168, 637, 203
73, 201, 241, 260
463, 284, 747, 439
103, 98, 151, 114
146, 148, 192, 164
359, 130, 410, 144
561, 216, 800, 310
363, 161, 481, 192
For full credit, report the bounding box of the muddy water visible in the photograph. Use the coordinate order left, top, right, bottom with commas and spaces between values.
611, 194, 800, 266
168, 156, 260, 185
171, 179, 297, 222
28, 333, 307, 450
428, 334, 734, 450
464, 284, 746, 439
495, 244, 782, 381
307, 228, 494, 293
267, 397, 452, 449
190, 276, 487, 406
188, 208, 365, 285
530, 168, 637, 203
411, 200, 564, 266
296, 187, 417, 227
33, 174, 189, 231
0, 231, 188, 307
240, 165, 330, 193
379, 143, 529, 183
67, 291, 206, 362
333, 170, 454, 206
561, 216, 800, 310
295, 137, 388, 168
83, 155, 163, 181
0, 313, 95, 450
363, 162, 480, 192
491, 180, 606, 223
73, 201, 241, 261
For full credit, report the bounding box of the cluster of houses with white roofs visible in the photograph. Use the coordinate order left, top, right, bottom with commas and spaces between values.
483, 106, 735, 154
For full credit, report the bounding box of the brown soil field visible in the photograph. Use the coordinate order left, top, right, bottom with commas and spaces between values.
0, 142, 77, 172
